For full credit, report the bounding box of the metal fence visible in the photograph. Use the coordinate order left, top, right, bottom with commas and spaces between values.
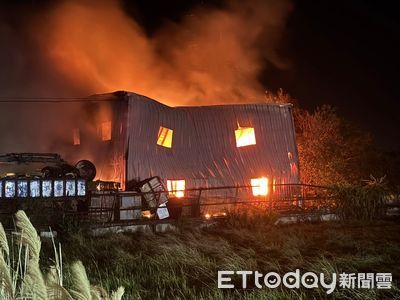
0, 183, 335, 229
81, 184, 335, 225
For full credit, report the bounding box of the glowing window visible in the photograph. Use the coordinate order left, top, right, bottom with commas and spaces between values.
101, 121, 112, 141
167, 179, 185, 198
157, 126, 173, 148
251, 177, 269, 196
235, 127, 256, 148
73, 128, 80, 145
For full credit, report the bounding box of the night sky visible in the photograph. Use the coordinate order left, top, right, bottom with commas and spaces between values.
265, 0, 400, 151
1, 0, 399, 150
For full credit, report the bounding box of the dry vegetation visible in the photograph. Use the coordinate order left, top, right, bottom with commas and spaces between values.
0, 211, 124, 300
266, 89, 382, 187
1, 209, 400, 299
39, 214, 400, 299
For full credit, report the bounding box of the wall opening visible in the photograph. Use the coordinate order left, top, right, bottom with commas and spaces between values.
251, 177, 269, 196
100, 121, 112, 141
235, 127, 256, 147
73, 128, 80, 145
157, 126, 173, 148
167, 179, 185, 198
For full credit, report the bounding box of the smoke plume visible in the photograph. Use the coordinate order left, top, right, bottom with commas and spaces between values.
1, 0, 292, 105
0, 0, 292, 179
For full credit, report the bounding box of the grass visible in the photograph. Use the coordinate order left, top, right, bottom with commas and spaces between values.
39, 215, 400, 299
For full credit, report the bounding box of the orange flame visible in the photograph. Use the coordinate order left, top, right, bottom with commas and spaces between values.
31, 0, 292, 106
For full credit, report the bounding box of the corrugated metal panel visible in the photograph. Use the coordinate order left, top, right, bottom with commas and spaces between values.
124, 92, 300, 188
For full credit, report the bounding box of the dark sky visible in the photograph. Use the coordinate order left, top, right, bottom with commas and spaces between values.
1, 0, 399, 150
264, 0, 400, 151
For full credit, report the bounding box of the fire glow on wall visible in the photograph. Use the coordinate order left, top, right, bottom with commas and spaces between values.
100, 121, 112, 141
251, 177, 269, 196
167, 179, 185, 198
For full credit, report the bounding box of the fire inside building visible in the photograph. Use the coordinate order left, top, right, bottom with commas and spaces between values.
0, 91, 300, 224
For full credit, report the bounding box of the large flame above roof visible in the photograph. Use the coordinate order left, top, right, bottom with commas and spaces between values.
27, 0, 291, 106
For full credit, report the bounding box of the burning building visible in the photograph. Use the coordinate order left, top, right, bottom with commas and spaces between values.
0, 91, 299, 198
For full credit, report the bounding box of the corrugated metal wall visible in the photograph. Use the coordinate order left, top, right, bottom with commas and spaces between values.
125, 93, 300, 189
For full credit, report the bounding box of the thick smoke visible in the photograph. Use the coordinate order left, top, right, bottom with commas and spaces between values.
0, 0, 292, 178
1, 0, 292, 105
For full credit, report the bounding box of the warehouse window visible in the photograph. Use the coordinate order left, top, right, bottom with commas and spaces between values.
251, 177, 269, 196
157, 126, 173, 148
73, 128, 80, 145
235, 127, 256, 148
100, 121, 112, 141
167, 179, 185, 198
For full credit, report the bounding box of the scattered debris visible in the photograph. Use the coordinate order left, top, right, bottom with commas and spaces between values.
274, 213, 338, 225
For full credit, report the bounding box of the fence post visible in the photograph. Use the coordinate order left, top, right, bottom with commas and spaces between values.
298, 185, 304, 208
114, 193, 120, 222
269, 180, 273, 211
234, 185, 239, 207
192, 188, 202, 218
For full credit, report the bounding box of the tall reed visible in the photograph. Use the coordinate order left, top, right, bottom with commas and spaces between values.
0, 210, 125, 300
